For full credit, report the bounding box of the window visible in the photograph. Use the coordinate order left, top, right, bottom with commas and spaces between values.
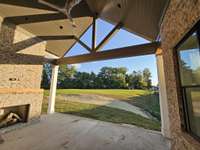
177, 22, 200, 139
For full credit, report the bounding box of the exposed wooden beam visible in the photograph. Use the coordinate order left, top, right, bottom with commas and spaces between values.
61, 23, 93, 57
38, 35, 75, 41
57, 42, 160, 65
92, 17, 96, 51
95, 22, 122, 51
74, 36, 92, 53
5, 13, 66, 25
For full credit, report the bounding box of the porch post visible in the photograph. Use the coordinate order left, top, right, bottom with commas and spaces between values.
47, 65, 59, 114
156, 48, 171, 138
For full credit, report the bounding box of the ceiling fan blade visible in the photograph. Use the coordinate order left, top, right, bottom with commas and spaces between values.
38, 0, 77, 27
64, 0, 80, 27
38, 0, 64, 12
64, 0, 82, 10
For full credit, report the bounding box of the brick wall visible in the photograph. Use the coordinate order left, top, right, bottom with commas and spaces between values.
160, 0, 200, 149
0, 17, 46, 121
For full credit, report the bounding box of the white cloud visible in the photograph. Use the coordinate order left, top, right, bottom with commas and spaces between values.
71, 64, 81, 69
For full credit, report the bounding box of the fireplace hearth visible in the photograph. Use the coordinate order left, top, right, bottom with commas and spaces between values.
0, 105, 29, 129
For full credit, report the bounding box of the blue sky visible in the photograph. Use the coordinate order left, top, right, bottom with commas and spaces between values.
66, 19, 158, 85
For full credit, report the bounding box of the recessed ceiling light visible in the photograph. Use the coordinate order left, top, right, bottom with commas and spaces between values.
117, 3, 121, 8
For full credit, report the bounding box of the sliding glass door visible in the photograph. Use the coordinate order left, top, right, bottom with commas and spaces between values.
177, 26, 200, 139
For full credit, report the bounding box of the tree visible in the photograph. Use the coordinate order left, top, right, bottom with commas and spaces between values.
73, 72, 94, 89
59, 64, 77, 78
41, 64, 153, 90
58, 64, 77, 88
142, 68, 152, 89
41, 64, 51, 89
127, 68, 152, 90
128, 71, 143, 89
89, 72, 97, 88
98, 67, 128, 88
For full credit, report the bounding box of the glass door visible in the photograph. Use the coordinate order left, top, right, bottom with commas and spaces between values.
177, 29, 200, 139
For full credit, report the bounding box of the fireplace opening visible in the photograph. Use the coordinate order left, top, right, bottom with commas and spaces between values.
0, 105, 29, 129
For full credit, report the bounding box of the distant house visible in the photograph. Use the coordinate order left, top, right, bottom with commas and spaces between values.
151, 86, 159, 91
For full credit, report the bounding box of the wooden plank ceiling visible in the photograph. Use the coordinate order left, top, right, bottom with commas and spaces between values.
0, 0, 169, 58
0, 0, 93, 57
86, 0, 168, 41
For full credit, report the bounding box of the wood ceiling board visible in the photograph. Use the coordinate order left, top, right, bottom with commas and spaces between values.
0, 0, 54, 11
0, 0, 93, 57
0, 0, 169, 56
2, 0, 93, 25
86, 0, 168, 40
123, 0, 167, 40
18, 16, 92, 56
46, 40, 75, 56
0, 0, 93, 16
18, 17, 91, 36
0, 1, 55, 17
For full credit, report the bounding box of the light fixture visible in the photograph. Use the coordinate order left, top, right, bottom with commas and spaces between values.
38, 0, 82, 27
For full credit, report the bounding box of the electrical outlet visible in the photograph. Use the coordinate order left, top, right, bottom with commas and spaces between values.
0, 109, 4, 115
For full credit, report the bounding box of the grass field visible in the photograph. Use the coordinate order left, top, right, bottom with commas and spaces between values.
44, 89, 160, 120
43, 89, 160, 130
42, 96, 161, 131
44, 89, 150, 99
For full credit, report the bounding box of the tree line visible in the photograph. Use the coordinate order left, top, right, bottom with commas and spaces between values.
41, 64, 153, 89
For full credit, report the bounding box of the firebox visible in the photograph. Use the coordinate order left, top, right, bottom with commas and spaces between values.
0, 104, 30, 129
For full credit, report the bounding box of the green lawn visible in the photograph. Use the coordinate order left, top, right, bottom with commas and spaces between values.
44, 89, 160, 120
44, 89, 150, 99
42, 97, 161, 131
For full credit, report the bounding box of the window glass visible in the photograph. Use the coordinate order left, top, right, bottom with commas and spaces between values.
177, 30, 200, 139
178, 33, 200, 86
185, 88, 200, 137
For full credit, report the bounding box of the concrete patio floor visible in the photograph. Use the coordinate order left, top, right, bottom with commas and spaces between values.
0, 113, 170, 150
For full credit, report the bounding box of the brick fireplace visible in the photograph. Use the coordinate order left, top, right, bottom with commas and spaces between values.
0, 89, 44, 128
0, 17, 46, 128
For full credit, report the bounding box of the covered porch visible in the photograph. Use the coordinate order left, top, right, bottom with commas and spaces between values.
0, 0, 200, 150
1, 113, 170, 150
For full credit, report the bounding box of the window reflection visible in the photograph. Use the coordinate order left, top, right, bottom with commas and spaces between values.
178, 33, 200, 86
186, 88, 200, 137
177, 30, 200, 138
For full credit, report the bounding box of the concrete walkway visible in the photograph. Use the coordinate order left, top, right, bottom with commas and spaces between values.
58, 94, 152, 119
0, 114, 170, 150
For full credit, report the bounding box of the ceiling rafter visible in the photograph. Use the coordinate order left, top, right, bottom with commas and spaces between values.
61, 19, 123, 57
92, 16, 96, 51
74, 36, 92, 52
61, 23, 93, 58
56, 42, 160, 65
95, 22, 123, 51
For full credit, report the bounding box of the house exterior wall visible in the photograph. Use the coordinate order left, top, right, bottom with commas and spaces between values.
160, 0, 200, 149
0, 18, 46, 121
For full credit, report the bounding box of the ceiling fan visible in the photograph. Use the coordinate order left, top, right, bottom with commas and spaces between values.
38, 0, 82, 27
